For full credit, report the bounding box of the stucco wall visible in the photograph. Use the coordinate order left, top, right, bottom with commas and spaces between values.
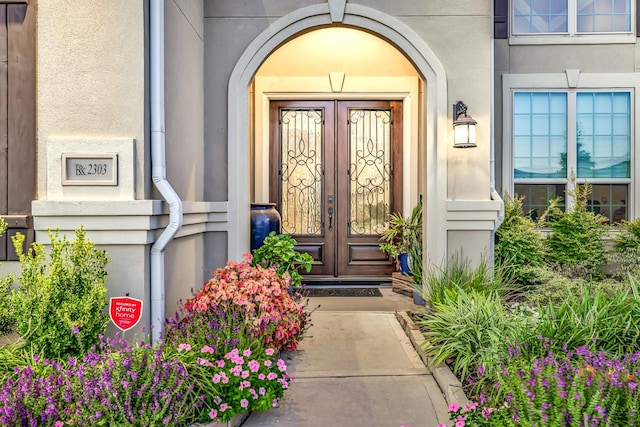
163, 0, 210, 308
204, 1, 493, 199
165, 0, 205, 202
37, 1, 148, 200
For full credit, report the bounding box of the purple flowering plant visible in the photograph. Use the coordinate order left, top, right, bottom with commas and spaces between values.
0, 245, 313, 426
444, 343, 640, 426
0, 334, 195, 426
169, 343, 291, 423
163, 302, 255, 358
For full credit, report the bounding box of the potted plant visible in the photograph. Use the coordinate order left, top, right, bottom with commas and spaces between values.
380, 201, 422, 275
250, 231, 313, 288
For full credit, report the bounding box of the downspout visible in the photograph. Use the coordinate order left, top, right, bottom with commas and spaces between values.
490, 2, 505, 265
150, 0, 183, 344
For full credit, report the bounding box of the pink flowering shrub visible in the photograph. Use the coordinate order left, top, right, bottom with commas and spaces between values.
172, 344, 290, 423
184, 255, 310, 351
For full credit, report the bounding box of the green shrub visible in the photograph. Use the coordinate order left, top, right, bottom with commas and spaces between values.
524, 273, 587, 307
0, 275, 15, 335
613, 217, 640, 252
495, 193, 548, 287
250, 232, 313, 288
607, 247, 640, 280
545, 180, 608, 280
0, 218, 16, 334
11, 227, 109, 359
608, 218, 640, 279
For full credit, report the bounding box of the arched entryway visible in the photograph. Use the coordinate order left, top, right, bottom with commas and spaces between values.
227, 1, 449, 279
253, 27, 420, 279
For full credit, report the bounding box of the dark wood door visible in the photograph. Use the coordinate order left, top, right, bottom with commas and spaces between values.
269, 100, 402, 277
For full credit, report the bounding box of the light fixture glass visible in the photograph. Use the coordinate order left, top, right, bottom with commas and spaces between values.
453, 101, 477, 148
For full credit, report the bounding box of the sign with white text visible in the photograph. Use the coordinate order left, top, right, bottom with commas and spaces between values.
109, 297, 143, 332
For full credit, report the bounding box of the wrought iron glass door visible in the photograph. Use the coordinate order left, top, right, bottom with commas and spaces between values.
269, 100, 402, 277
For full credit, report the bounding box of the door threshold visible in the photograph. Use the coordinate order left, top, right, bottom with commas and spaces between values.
302, 275, 391, 287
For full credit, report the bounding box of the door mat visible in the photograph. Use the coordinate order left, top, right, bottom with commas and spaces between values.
305, 288, 383, 297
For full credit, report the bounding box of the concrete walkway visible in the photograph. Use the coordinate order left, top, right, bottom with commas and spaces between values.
243, 288, 450, 427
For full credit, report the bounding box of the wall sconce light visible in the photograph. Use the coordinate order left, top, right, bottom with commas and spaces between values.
453, 101, 477, 148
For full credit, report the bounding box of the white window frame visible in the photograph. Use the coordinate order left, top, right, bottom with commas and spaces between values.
510, 0, 636, 45
502, 72, 638, 219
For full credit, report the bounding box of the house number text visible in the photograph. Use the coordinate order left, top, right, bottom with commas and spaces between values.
62, 154, 118, 186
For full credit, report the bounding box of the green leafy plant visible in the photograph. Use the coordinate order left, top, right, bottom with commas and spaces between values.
11, 227, 110, 359
523, 273, 588, 307
407, 232, 423, 291
418, 288, 525, 386
0, 218, 16, 334
0, 275, 15, 335
422, 253, 514, 308
250, 232, 313, 288
613, 217, 640, 252
545, 178, 608, 280
608, 218, 640, 278
495, 193, 549, 287
526, 278, 640, 358
379, 201, 422, 265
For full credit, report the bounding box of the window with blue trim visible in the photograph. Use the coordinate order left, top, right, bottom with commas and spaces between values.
513, 91, 631, 224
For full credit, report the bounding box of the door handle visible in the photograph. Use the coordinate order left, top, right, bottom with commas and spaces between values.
328, 207, 333, 231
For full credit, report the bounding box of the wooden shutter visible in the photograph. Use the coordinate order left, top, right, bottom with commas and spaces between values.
637, 0, 640, 36
494, 0, 508, 39
0, 3, 35, 261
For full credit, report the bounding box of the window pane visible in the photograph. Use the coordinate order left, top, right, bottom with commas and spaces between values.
578, 0, 595, 13
514, 0, 532, 14
514, 0, 568, 33
513, 93, 567, 178
594, 114, 612, 134
551, 1, 568, 13
613, 0, 630, 12
515, 184, 565, 220
594, 15, 614, 32
348, 109, 392, 235
577, 0, 631, 32
576, 92, 630, 179
514, 116, 531, 135
279, 109, 323, 236
595, 0, 613, 13
585, 184, 628, 224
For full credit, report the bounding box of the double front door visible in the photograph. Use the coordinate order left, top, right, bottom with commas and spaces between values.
269, 100, 403, 277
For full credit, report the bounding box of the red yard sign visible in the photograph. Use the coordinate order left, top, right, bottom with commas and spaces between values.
109, 297, 143, 332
